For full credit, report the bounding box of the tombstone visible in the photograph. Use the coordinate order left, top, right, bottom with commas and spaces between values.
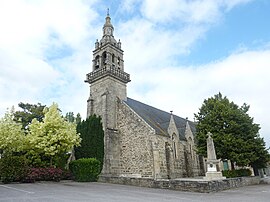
203, 132, 226, 180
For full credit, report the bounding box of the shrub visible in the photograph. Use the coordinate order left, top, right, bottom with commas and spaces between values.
236, 168, 252, 177
75, 115, 104, 169
69, 158, 101, 182
0, 155, 29, 183
61, 169, 73, 180
25, 167, 63, 182
222, 170, 238, 178
222, 168, 252, 178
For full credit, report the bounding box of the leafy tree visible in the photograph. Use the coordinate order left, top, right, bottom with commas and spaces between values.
27, 103, 81, 166
65, 112, 81, 124
0, 107, 26, 155
75, 113, 82, 124
14, 102, 46, 129
75, 115, 104, 166
194, 93, 269, 169
249, 137, 270, 174
65, 112, 75, 123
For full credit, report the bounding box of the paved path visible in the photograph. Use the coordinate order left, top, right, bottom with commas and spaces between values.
0, 181, 269, 202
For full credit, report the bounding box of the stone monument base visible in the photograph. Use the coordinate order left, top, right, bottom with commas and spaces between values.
203, 171, 226, 180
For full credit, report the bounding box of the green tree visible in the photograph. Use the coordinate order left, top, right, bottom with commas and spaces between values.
194, 93, 269, 170
65, 112, 81, 124
0, 107, 26, 155
27, 103, 81, 166
75, 115, 104, 166
249, 137, 270, 173
14, 102, 46, 130
75, 113, 82, 124
65, 112, 75, 123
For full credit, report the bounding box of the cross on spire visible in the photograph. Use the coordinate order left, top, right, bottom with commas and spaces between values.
107, 8, 110, 16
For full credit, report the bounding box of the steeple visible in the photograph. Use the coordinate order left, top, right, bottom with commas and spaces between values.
85, 11, 130, 118
99, 9, 117, 46
85, 10, 130, 84
103, 9, 113, 36
85, 11, 131, 176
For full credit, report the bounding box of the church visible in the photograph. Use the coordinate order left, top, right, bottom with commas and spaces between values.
85, 13, 204, 179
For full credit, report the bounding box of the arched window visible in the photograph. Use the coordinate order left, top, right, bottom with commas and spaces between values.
117, 57, 120, 65
112, 54, 115, 63
188, 137, 193, 159
188, 137, 192, 152
95, 55, 100, 70
102, 51, 107, 65
172, 134, 177, 159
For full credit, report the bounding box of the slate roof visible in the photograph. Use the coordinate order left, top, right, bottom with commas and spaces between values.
125, 97, 196, 141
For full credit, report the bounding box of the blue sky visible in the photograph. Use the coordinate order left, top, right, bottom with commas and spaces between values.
186, 0, 270, 65
0, 0, 270, 147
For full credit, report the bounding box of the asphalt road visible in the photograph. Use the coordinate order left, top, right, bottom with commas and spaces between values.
0, 181, 269, 202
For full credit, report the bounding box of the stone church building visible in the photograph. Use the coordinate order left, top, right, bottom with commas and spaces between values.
85, 13, 203, 179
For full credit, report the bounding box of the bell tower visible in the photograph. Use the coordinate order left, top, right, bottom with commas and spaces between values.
85, 10, 130, 130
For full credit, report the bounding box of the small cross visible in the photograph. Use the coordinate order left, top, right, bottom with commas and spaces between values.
107, 8, 110, 16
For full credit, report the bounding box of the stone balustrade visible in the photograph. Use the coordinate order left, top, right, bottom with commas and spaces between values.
85, 66, 130, 84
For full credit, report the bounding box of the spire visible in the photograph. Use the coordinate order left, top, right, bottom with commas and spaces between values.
103, 8, 113, 31
100, 9, 117, 46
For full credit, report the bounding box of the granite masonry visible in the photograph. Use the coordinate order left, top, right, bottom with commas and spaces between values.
85, 12, 205, 180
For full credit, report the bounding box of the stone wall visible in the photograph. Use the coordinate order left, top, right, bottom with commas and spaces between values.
166, 177, 261, 192
152, 136, 202, 179
98, 176, 261, 193
117, 100, 156, 178
184, 122, 201, 176
116, 100, 202, 179
152, 135, 187, 178
165, 115, 187, 178
87, 76, 127, 129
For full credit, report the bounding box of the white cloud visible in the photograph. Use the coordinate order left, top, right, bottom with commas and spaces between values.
140, 0, 253, 24
0, 48, 60, 111
116, 0, 255, 79
224, 0, 253, 11
120, 0, 142, 13
0, 0, 99, 117
0, 0, 268, 148
128, 50, 270, 147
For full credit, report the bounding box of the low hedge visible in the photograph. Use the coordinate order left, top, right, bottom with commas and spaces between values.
222, 168, 252, 178
25, 167, 63, 182
69, 158, 101, 182
0, 155, 29, 183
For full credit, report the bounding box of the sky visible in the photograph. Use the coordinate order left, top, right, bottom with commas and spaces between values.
0, 0, 270, 147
